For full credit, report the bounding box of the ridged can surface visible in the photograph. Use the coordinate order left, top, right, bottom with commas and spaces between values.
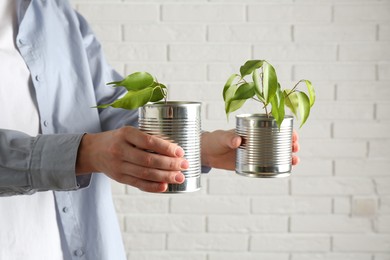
236, 114, 293, 178
139, 102, 202, 192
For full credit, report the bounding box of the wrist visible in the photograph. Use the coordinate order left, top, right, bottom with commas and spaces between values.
75, 133, 96, 175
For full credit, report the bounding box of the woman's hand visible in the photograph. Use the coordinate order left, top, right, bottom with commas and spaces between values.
76, 126, 187, 192
201, 130, 300, 170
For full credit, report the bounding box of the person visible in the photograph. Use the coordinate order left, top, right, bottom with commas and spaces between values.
0, 0, 300, 259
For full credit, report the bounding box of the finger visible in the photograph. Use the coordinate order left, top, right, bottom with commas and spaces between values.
122, 127, 184, 157
118, 174, 169, 193
125, 145, 189, 171
292, 155, 300, 166
292, 130, 299, 142
292, 141, 300, 153
217, 130, 242, 149
120, 162, 185, 184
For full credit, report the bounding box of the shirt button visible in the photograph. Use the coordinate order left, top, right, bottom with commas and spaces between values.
18, 38, 25, 45
43, 120, 49, 127
35, 75, 42, 82
74, 249, 84, 257
62, 207, 69, 213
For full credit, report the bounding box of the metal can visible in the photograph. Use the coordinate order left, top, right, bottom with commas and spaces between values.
236, 114, 293, 178
139, 102, 202, 192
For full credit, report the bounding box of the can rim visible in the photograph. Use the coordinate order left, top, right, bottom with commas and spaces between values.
236, 113, 293, 121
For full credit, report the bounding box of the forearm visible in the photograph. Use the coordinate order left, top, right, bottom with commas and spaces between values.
0, 129, 83, 196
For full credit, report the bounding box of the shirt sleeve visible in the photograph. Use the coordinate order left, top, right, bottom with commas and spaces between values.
0, 129, 83, 196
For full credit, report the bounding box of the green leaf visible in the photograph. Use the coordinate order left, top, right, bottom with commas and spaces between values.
233, 82, 255, 100
150, 84, 166, 102
110, 87, 155, 110
224, 83, 240, 112
270, 86, 285, 129
223, 74, 240, 101
107, 72, 154, 91
252, 68, 264, 101
285, 91, 311, 128
240, 60, 264, 78
226, 99, 246, 117
262, 61, 278, 104
284, 89, 298, 118
304, 80, 316, 107
295, 91, 311, 128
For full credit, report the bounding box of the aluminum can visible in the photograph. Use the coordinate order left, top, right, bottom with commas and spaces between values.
139, 102, 202, 192
236, 114, 293, 178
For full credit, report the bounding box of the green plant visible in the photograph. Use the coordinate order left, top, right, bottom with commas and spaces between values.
223, 60, 316, 128
96, 72, 167, 110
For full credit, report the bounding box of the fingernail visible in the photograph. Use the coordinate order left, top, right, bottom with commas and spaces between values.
175, 147, 185, 157
180, 160, 189, 170
175, 173, 185, 183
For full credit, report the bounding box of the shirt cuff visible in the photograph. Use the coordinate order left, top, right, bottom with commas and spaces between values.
30, 134, 84, 191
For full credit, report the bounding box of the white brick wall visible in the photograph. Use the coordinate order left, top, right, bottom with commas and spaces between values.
71, 0, 390, 259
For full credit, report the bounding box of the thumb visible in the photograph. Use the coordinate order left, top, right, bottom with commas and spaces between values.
221, 130, 241, 149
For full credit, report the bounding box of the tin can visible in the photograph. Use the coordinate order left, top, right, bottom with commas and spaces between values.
236, 114, 293, 178
139, 102, 202, 192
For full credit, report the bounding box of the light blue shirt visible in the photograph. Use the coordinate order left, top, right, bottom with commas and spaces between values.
0, 0, 137, 259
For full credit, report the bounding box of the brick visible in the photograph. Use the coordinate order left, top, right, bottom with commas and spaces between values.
167, 233, 248, 250
167, 83, 205, 101
254, 44, 337, 62
334, 121, 390, 138
337, 82, 390, 101
339, 43, 390, 62
113, 196, 169, 213
291, 177, 375, 195
250, 234, 330, 252
169, 44, 251, 62
170, 196, 250, 214
308, 102, 374, 120
209, 252, 289, 260
290, 215, 372, 233
377, 103, 390, 120
125, 63, 207, 83
88, 23, 121, 42
127, 252, 206, 260
335, 159, 390, 177
208, 215, 288, 233
161, 4, 245, 22
294, 63, 376, 81
370, 140, 390, 159
380, 197, 390, 214
208, 24, 291, 42
379, 24, 390, 41
207, 62, 292, 82
375, 216, 390, 233
208, 176, 289, 195
125, 215, 205, 233
247, 4, 331, 23
374, 177, 390, 195
293, 159, 333, 176
294, 24, 376, 42
298, 139, 367, 158
77, 4, 158, 21
291, 253, 372, 260
334, 4, 390, 22
122, 233, 165, 250
123, 24, 205, 42
378, 63, 390, 80
334, 197, 351, 214
297, 120, 332, 139
333, 234, 390, 252
252, 196, 332, 214
103, 43, 167, 62
374, 254, 390, 260
352, 197, 379, 217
